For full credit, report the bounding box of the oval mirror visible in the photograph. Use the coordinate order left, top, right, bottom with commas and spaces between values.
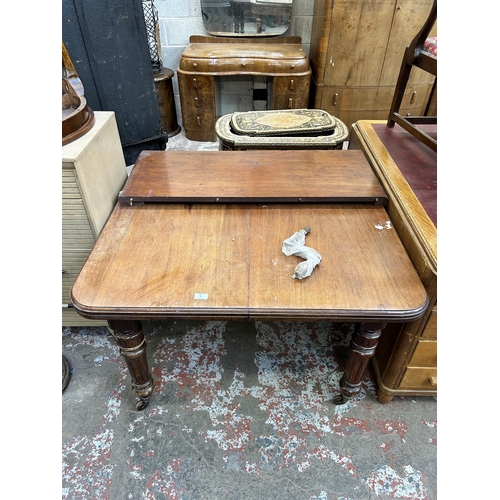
201, 0, 293, 37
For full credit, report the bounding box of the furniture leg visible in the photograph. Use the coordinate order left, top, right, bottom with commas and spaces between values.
108, 320, 154, 411
336, 322, 386, 404
62, 355, 71, 391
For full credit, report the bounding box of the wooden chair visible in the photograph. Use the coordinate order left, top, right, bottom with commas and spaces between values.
387, 0, 437, 152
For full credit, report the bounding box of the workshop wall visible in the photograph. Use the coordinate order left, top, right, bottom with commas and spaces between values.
155, 0, 315, 128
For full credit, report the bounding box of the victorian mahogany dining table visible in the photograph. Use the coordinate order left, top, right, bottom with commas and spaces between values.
70, 150, 428, 410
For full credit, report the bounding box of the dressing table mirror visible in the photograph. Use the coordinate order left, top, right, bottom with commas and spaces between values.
201, 0, 293, 36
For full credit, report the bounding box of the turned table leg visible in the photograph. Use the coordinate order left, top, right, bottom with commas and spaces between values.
108, 320, 154, 411
335, 322, 386, 405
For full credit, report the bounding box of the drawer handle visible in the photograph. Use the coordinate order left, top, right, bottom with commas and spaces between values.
410, 90, 417, 104
289, 79, 294, 90
333, 93, 339, 106
193, 77, 198, 89
429, 376, 437, 386
197, 116, 201, 126
194, 97, 199, 107
288, 97, 293, 108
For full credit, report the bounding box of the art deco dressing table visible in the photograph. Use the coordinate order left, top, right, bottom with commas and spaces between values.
71, 150, 428, 410
177, 35, 311, 141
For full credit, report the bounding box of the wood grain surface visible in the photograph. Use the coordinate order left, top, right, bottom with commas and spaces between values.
350, 120, 436, 272
71, 203, 427, 322
120, 150, 388, 205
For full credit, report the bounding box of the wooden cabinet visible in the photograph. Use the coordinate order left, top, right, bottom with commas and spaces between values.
349, 120, 437, 402
309, 0, 436, 130
62, 111, 128, 326
177, 73, 217, 138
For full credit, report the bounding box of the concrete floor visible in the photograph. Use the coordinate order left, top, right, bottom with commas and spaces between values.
62, 130, 437, 499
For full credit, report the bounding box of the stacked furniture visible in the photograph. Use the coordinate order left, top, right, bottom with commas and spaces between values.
348, 2, 438, 402
215, 108, 348, 150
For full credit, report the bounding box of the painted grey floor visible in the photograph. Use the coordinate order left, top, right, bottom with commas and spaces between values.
63, 320, 437, 500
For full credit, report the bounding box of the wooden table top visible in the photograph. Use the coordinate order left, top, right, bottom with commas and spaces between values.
119, 150, 388, 205
71, 201, 427, 322
71, 150, 427, 323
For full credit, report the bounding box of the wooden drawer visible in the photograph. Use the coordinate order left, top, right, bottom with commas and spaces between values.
397, 84, 434, 116
323, 84, 431, 113
399, 367, 437, 390
178, 44, 310, 76
181, 107, 217, 132
62, 173, 96, 250
408, 340, 437, 367
181, 93, 215, 115
421, 307, 437, 339
272, 94, 310, 110
320, 84, 431, 129
178, 74, 215, 95
273, 76, 310, 95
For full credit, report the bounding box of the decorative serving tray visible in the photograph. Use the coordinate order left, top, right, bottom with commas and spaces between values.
230, 109, 337, 137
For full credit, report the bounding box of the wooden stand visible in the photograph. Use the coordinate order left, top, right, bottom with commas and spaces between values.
154, 67, 181, 137
62, 42, 95, 146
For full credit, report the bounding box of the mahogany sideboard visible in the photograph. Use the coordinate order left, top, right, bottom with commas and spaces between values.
177, 35, 311, 141
349, 120, 437, 402
71, 149, 428, 410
